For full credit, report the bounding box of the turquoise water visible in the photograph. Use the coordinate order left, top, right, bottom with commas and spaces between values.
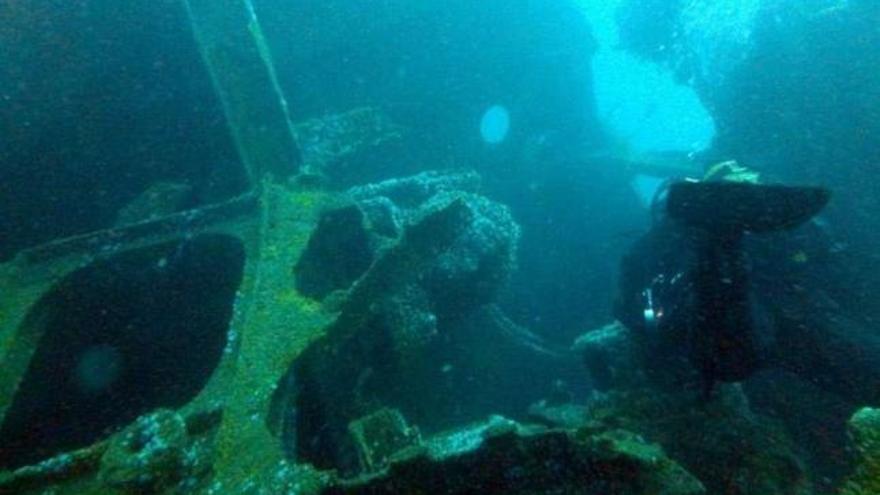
0, 1, 878, 494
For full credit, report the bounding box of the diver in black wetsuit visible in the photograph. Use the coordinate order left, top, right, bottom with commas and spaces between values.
614, 170, 880, 405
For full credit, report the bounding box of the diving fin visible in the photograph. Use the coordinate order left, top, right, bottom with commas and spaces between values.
667, 181, 831, 234
665, 181, 831, 396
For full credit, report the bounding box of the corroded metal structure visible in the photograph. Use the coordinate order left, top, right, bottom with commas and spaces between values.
0, 3, 800, 494
0, 2, 336, 492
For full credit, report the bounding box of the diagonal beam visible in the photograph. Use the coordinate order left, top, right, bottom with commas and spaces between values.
183, 0, 301, 182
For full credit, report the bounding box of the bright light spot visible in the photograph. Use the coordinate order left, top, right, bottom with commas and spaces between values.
479, 105, 511, 144
594, 52, 715, 153
575, 0, 716, 154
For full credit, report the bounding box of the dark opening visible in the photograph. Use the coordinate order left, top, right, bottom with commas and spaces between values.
294, 206, 374, 300
0, 1, 248, 262
268, 354, 364, 474
0, 234, 245, 470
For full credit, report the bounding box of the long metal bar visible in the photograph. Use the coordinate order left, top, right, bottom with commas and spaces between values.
183, 0, 301, 182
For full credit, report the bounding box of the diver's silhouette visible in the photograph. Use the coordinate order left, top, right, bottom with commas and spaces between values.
665, 181, 830, 396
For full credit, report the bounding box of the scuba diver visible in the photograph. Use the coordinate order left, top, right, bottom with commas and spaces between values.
614, 162, 880, 404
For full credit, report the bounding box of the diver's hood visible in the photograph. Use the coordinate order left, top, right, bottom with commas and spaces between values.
667, 181, 831, 234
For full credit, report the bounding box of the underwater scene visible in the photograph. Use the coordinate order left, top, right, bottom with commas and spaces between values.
1, 0, 879, 494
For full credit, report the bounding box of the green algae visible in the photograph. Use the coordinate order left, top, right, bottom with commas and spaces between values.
840, 407, 880, 495
0, 182, 337, 494
332, 416, 704, 495
209, 183, 337, 493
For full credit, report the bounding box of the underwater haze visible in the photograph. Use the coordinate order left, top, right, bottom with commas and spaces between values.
1, 1, 879, 494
